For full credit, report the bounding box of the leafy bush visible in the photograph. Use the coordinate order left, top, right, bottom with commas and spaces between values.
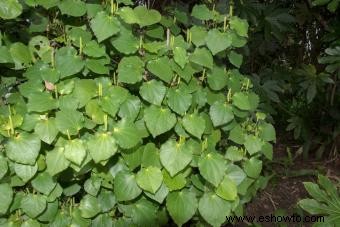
0, 0, 275, 226
298, 175, 340, 226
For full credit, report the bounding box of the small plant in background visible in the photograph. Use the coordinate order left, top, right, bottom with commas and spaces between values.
298, 175, 340, 226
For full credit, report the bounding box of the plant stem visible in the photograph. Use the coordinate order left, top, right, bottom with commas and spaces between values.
8, 105, 14, 136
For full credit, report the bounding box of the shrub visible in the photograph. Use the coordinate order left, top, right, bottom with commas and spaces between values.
0, 0, 275, 226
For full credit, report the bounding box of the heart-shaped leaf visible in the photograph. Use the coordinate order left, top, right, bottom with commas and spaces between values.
46, 147, 70, 176
0, 0, 22, 19
160, 140, 192, 176
113, 120, 141, 149
6, 133, 41, 165
198, 152, 226, 186
136, 166, 163, 193
206, 29, 232, 55
139, 80, 167, 106
147, 56, 174, 83
87, 133, 118, 163
167, 88, 192, 116
118, 56, 144, 84
209, 102, 234, 127
34, 118, 58, 144
114, 171, 142, 201
20, 194, 47, 218
144, 105, 177, 137
64, 139, 87, 166
190, 48, 213, 69
198, 192, 231, 226
90, 11, 120, 42
182, 113, 206, 139
166, 190, 198, 226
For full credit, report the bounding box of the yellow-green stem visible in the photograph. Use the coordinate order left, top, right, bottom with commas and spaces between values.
67, 130, 71, 140
8, 105, 14, 136
104, 114, 108, 131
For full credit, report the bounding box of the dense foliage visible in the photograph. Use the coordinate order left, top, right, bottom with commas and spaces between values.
0, 0, 277, 226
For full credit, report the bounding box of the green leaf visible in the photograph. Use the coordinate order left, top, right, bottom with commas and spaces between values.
72, 79, 97, 107
86, 58, 109, 75
58, 0, 86, 17
85, 99, 106, 124
298, 199, 328, 215
10, 42, 32, 68
173, 47, 188, 68
14, 162, 38, 182
139, 80, 167, 106
160, 140, 193, 177
55, 47, 84, 78
118, 56, 145, 84
206, 29, 232, 55
144, 183, 169, 203
144, 105, 177, 137
55, 109, 84, 136
207, 66, 228, 91
37, 200, 59, 222
0, 0, 22, 19
228, 125, 246, 144
64, 139, 87, 166
190, 26, 207, 47
118, 95, 141, 121
141, 143, 162, 168
20, 194, 47, 218
84, 176, 102, 196
229, 16, 249, 37
34, 118, 58, 144
198, 152, 226, 187
98, 189, 116, 212
167, 88, 192, 116
209, 102, 234, 127
0, 184, 13, 215
119, 6, 161, 27
243, 157, 262, 178
113, 120, 141, 149
6, 133, 41, 165
100, 86, 129, 117
46, 147, 70, 176
83, 40, 106, 57
147, 56, 174, 83
244, 135, 264, 155
198, 192, 231, 226
136, 166, 163, 193
182, 113, 206, 139
191, 4, 213, 20
119, 198, 158, 226
258, 122, 276, 142
216, 176, 238, 201
79, 195, 101, 218
114, 171, 142, 201
163, 170, 187, 191
228, 51, 243, 68
232, 92, 251, 111
111, 26, 139, 54
87, 133, 118, 163
225, 146, 244, 162
0, 156, 8, 180
90, 11, 120, 42
27, 93, 57, 112
166, 190, 198, 226
31, 172, 57, 195
190, 48, 213, 69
